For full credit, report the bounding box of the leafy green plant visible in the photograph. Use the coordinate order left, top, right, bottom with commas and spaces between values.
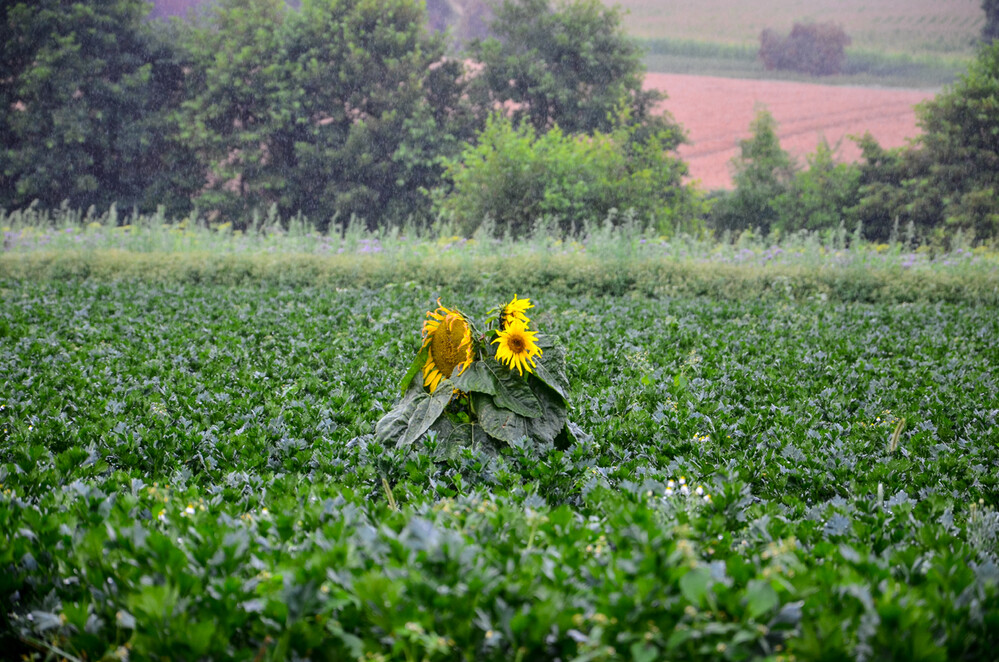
2, 279, 999, 659
376, 296, 582, 455
434, 112, 702, 237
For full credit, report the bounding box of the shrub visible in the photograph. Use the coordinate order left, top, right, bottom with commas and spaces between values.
759, 22, 851, 76
433, 113, 704, 237
708, 108, 795, 235
774, 139, 862, 235
851, 42, 999, 244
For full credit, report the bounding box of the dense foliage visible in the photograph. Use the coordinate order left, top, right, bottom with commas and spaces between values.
434, 113, 701, 236
712, 42, 999, 245
466, 0, 662, 134
179, 0, 470, 228
759, 22, 851, 76
1, 0, 691, 232
708, 109, 795, 236
854, 40, 999, 242
2, 279, 998, 660
0, 0, 199, 215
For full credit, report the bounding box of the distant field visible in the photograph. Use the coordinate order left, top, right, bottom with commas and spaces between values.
617, 0, 984, 56
647, 73, 934, 190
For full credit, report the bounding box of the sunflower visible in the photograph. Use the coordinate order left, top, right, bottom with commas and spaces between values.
421, 302, 474, 393
492, 319, 542, 376
500, 294, 533, 329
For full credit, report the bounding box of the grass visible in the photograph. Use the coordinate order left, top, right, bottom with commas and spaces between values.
2, 270, 998, 659
3, 206, 999, 305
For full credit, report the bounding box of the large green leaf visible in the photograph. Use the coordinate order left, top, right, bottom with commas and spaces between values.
473, 393, 530, 444
451, 360, 498, 396
526, 380, 568, 444
374, 381, 425, 445
480, 359, 542, 418
399, 344, 429, 396
533, 335, 570, 400
401, 380, 455, 446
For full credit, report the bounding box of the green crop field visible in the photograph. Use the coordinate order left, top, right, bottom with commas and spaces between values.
3, 221, 999, 659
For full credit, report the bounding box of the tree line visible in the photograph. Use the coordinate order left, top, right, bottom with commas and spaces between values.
2, 0, 998, 242
2, 0, 698, 232
712, 41, 999, 244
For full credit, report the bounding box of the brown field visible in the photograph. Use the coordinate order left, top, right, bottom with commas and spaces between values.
648, 73, 935, 190
618, 0, 983, 56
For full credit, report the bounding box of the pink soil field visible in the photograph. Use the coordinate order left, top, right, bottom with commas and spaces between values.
646, 73, 936, 190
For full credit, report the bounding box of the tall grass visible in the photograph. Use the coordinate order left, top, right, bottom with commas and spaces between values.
3, 203, 998, 304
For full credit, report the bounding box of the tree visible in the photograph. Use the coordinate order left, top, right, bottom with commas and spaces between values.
851, 42, 999, 242
1, 0, 199, 214
466, 0, 664, 134
773, 138, 861, 235
434, 110, 702, 237
759, 22, 851, 76
180, 0, 471, 228
709, 107, 796, 235
984, 0, 999, 43
177, 0, 291, 222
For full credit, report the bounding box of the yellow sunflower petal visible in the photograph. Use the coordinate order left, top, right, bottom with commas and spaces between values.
500, 294, 533, 329
420, 301, 474, 392
492, 319, 542, 376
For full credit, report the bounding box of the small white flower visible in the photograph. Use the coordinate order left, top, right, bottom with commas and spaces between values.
680, 485, 690, 496
679, 476, 686, 486
695, 485, 704, 496
184, 504, 195, 516
664, 487, 674, 497
667, 479, 676, 489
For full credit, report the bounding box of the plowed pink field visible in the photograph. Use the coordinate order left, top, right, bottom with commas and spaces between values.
647, 73, 936, 190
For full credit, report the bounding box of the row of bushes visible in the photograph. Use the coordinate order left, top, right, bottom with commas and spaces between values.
3, 249, 996, 305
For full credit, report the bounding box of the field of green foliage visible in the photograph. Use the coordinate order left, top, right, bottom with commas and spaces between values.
2, 224, 999, 660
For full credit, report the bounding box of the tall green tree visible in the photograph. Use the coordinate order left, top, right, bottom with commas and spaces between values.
181, 0, 470, 227
177, 0, 290, 222
709, 107, 796, 235
466, 0, 663, 134
984, 0, 999, 43
852, 42, 999, 242
773, 138, 861, 235
1, 0, 199, 214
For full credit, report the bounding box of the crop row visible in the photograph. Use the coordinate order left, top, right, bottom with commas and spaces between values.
2, 280, 998, 660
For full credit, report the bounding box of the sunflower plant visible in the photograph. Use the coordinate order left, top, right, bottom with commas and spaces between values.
375, 295, 584, 456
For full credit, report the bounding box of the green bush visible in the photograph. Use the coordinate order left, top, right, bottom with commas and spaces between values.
434, 113, 704, 237
708, 108, 795, 235
851, 42, 999, 244
774, 139, 862, 235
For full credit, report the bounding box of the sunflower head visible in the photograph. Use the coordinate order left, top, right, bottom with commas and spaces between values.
492, 319, 542, 376
500, 294, 533, 330
421, 302, 474, 393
